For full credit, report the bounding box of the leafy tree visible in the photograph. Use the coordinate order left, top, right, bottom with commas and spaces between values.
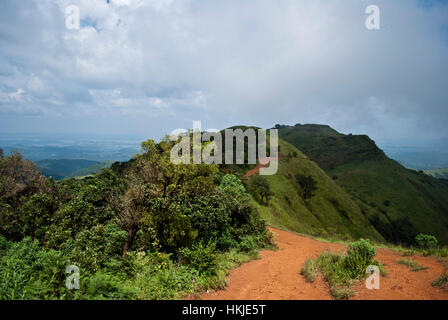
248, 175, 273, 205
295, 174, 317, 200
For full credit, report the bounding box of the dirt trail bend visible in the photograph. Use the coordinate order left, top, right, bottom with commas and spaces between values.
198, 228, 448, 300
245, 156, 283, 180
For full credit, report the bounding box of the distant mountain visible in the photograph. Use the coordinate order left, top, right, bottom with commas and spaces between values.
424, 167, 448, 180
278, 124, 448, 245
35, 159, 112, 180
69, 160, 114, 178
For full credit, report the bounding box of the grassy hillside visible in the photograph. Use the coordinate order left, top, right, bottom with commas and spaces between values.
230, 136, 384, 242
279, 124, 448, 245
424, 167, 448, 180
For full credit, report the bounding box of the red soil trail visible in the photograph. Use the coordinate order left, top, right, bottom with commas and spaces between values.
245, 156, 284, 180
196, 228, 448, 300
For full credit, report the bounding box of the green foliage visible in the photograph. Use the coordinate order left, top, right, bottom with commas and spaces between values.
178, 242, 218, 275
415, 233, 438, 249
300, 258, 318, 282
397, 258, 429, 272
302, 250, 354, 299
295, 174, 317, 200
247, 174, 273, 205
0, 143, 271, 300
75, 271, 137, 300
0, 237, 69, 299
344, 239, 376, 277
301, 240, 383, 299
68, 222, 127, 273
219, 174, 246, 194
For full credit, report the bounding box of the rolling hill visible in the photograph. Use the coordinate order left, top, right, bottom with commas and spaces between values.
246, 138, 384, 242
278, 124, 448, 245
218, 127, 383, 242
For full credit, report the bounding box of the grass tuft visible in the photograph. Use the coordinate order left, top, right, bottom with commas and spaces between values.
397, 258, 428, 272
432, 274, 448, 292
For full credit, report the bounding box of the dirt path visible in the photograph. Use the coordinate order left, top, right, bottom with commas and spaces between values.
197, 228, 448, 300
245, 156, 284, 180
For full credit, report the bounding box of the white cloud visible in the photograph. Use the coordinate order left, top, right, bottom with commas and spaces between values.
0, 0, 447, 144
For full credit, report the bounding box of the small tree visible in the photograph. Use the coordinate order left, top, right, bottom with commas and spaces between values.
248, 175, 273, 205
295, 174, 317, 200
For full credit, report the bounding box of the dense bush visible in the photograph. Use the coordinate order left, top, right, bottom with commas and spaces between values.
0, 141, 272, 300
178, 242, 218, 275
415, 233, 438, 249
247, 174, 273, 205
344, 239, 376, 277
295, 174, 317, 200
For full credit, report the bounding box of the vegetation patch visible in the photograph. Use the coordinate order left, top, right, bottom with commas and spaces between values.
432, 274, 448, 292
397, 258, 429, 272
0, 139, 276, 300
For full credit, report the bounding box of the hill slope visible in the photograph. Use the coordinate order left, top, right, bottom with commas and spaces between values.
228, 134, 384, 242
278, 124, 448, 245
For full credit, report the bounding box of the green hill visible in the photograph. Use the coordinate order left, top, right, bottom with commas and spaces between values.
246, 138, 384, 242
278, 124, 448, 245
424, 167, 448, 180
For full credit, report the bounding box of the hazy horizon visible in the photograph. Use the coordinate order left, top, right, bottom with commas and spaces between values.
1, 0, 448, 164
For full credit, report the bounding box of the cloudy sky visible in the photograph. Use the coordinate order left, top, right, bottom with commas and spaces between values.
0, 0, 447, 146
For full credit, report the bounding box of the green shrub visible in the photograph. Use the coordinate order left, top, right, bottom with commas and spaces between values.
344, 239, 376, 277
295, 174, 317, 200
301, 241, 383, 300
415, 233, 438, 249
432, 274, 448, 292
397, 258, 429, 271
301, 258, 317, 282
0, 237, 69, 299
75, 271, 137, 300
219, 174, 246, 195
178, 242, 218, 275
237, 236, 257, 253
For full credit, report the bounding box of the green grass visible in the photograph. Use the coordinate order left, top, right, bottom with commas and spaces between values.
249, 138, 383, 243
397, 258, 429, 272
432, 274, 448, 292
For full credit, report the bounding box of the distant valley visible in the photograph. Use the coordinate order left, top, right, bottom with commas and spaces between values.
35, 159, 114, 180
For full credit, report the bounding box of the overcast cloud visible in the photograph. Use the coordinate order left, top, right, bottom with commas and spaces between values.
0, 0, 447, 146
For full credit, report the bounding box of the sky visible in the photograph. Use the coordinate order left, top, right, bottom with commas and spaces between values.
0, 0, 447, 147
